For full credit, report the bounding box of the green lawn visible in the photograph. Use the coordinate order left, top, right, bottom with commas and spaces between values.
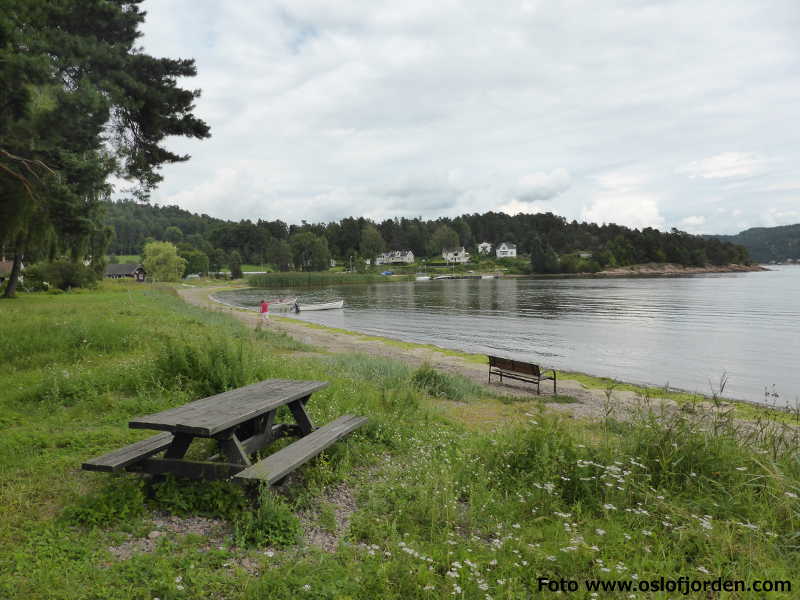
1, 283, 798, 598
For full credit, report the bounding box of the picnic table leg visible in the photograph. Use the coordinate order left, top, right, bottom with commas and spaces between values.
163, 433, 194, 459
217, 432, 252, 466
288, 396, 315, 435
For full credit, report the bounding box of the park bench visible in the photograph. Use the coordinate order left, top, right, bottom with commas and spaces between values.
82, 379, 366, 483
487, 355, 557, 395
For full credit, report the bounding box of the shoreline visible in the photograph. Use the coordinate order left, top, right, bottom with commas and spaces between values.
184, 284, 794, 423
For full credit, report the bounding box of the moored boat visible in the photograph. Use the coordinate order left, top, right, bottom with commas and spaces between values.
296, 299, 344, 311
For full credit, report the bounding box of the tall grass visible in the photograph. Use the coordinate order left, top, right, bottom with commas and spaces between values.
2, 284, 799, 599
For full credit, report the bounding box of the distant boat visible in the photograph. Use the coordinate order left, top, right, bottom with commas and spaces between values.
415, 275, 431, 281
434, 275, 454, 280
481, 275, 496, 279
296, 299, 344, 311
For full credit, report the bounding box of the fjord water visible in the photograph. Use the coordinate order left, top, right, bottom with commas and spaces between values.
218, 266, 800, 404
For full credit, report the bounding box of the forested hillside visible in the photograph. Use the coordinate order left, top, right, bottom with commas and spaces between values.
102, 200, 751, 272
710, 224, 800, 263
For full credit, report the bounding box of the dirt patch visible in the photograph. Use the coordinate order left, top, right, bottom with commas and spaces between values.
107, 514, 230, 561
298, 483, 358, 552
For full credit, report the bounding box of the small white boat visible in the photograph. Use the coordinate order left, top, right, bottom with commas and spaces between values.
481, 275, 496, 279
415, 275, 431, 281
296, 299, 344, 311
434, 275, 454, 280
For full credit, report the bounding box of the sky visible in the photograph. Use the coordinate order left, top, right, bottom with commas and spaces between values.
135, 0, 800, 234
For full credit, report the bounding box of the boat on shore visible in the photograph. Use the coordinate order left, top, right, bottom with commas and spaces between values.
296, 299, 344, 311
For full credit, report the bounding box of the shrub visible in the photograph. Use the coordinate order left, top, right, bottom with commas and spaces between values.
411, 363, 482, 401
233, 488, 301, 547
62, 477, 146, 527
150, 477, 246, 518
25, 260, 99, 291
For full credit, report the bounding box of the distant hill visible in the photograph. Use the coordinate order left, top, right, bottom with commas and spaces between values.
709, 224, 800, 263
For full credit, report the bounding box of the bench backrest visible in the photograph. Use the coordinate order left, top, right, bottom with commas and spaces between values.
488, 355, 542, 376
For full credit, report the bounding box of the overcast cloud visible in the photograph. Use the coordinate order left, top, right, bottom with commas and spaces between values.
136, 0, 800, 234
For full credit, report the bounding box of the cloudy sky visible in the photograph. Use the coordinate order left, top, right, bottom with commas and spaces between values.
136, 0, 800, 234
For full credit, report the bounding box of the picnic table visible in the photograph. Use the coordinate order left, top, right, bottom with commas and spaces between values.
83, 379, 367, 485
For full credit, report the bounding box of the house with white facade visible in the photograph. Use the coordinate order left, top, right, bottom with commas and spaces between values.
477, 241, 493, 255
495, 242, 517, 258
442, 247, 470, 264
375, 250, 415, 265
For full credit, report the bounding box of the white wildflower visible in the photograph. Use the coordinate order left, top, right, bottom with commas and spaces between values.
697, 566, 710, 575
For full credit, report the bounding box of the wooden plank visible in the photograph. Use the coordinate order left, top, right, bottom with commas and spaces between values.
235, 415, 367, 484
82, 432, 174, 472
163, 433, 194, 459
129, 379, 328, 436
127, 458, 244, 480
288, 397, 314, 435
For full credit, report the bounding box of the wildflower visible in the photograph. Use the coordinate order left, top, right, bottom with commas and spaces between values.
453, 584, 462, 594
175, 577, 183, 584
423, 584, 435, 591
595, 529, 606, 536
546, 555, 556, 561
641, 530, 653, 536
264, 550, 274, 557
697, 566, 710, 575
446, 571, 458, 578
603, 503, 617, 510
736, 467, 747, 471
785, 491, 798, 499
489, 559, 497, 566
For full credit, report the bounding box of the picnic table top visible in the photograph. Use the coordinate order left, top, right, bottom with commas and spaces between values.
129, 379, 328, 436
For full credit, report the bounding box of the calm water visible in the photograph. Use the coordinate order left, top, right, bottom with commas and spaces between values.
216, 266, 800, 404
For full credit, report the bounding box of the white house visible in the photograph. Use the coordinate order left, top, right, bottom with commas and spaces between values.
477, 241, 493, 255
495, 242, 517, 258
442, 247, 470, 264
376, 250, 415, 265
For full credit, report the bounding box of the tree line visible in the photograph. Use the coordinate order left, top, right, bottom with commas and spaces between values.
0, 0, 209, 297
102, 200, 751, 274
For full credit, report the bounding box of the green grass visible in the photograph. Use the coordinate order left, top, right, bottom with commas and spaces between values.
1, 284, 799, 598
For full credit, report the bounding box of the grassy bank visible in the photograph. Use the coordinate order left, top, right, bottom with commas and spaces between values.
1, 283, 799, 598
248, 272, 414, 287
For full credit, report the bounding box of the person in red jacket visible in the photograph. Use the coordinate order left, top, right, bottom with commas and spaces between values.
259, 299, 269, 321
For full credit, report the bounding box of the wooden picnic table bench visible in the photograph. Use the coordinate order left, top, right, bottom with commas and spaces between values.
487, 355, 557, 395
82, 379, 366, 483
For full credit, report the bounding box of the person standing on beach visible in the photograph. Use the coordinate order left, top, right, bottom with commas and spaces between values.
260, 299, 269, 322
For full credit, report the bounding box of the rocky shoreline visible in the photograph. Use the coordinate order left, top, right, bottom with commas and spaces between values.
594, 262, 767, 277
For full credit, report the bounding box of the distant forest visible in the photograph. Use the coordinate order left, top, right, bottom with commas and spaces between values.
709, 224, 800, 263
103, 200, 751, 273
